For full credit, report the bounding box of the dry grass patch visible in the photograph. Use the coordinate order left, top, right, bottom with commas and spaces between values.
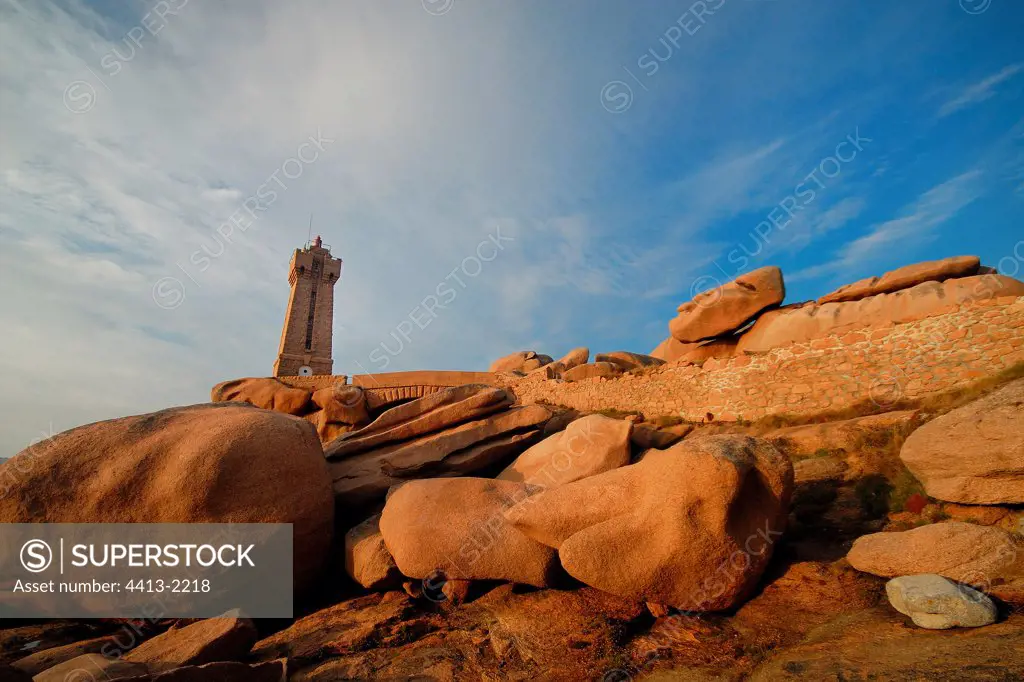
648, 414, 685, 428
914, 360, 1024, 414
594, 407, 643, 421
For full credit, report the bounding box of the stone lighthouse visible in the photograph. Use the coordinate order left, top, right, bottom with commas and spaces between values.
273, 236, 342, 377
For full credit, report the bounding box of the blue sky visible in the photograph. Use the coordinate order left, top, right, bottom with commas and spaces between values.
1, 0, 1022, 454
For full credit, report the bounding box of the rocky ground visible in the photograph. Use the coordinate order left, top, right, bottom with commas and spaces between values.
2, 369, 1021, 680
1, 256, 1021, 680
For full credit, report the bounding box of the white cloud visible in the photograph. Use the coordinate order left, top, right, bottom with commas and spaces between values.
809, 196, 866, 236
0, 0, 1008, 455
789, 170, 983, 283
200, 187, 244, 203
3, 0, 775, 454
749, 195, 868, 262
841, 170, 981, 261
670, 138, 788, 220
938, 63, 1023, 118
0, 0, 638, 453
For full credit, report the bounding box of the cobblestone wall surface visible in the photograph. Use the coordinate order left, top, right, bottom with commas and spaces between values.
509, 296, 1024, 421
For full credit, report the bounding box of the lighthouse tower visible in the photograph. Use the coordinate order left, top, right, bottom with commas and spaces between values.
273, 236, 342, 377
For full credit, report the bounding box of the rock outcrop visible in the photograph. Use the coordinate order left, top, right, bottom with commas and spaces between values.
847, 522, 1024, 587
677, 338, 740, 364
211, 377, 311, 415
251, 592, 413, 664
39, 659, 288, 682
0, 623, 111, 668
518, 348, 593, 380
527, 362, 562, 379
212, 379, 371, 443
556, 347, 590, 370
136, 660, 287, 681
497, 414, 632, 488
561, 362, 622, 382
650, 337, 739, 363
737, 274, 1024, 353
8, 251, 1024, 682
325, 385, 550, 508
900, 378, 1024, 504
748, 606, 1024, 680
630, 422, 691, 450
379, 477, 562, 586
670, 266, 785, 343
123, 610, 258, 671
467, 585, 646, 677
0, 404, 334, 592
489, 351, 553, 373
249, 587, 647, 680
509, 435, 793, 609
304, 409, 357, 444
593, 351, 665, 371
326, 384, 514, 458
9, 636, 119, 676
649, 335, 696, 362
33, 654, 149, 682
765, 410, 920, 459
885, 574, 996, 629
819, 256, 981, 304
792, 456, 849, 485
344, 514, 403, 591
310, 384, 370, 434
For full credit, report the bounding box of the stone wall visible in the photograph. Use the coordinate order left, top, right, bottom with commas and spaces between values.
509, 296, 1024, 421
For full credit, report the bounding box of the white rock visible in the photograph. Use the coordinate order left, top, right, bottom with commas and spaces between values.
885, 574, 997, 629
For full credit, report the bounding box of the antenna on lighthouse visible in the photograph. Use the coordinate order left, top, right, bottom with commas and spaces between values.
307, 214, 313, 247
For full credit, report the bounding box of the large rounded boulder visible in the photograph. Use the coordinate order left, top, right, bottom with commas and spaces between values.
509, 435, 794, 610
818, 255, 981, 304
497, 414, 632, 489
489, 351, 554, 373
211, 377, 312, 415
847, 522, 1023, 585
0, 403, 334, 592
555, 347, 590, 370
900, 378, 1024, 504
670, 266, 785, 343
379, 477, 561, 587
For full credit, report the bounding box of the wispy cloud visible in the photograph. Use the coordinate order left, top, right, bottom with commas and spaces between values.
790, 170, 983, 282
842, 170, 982, 260
0, 0, 623, 452
810, 196, 867, 236
938, 63, 1023, 118
1, 0, 779, 452
1, 0, 1020, 455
